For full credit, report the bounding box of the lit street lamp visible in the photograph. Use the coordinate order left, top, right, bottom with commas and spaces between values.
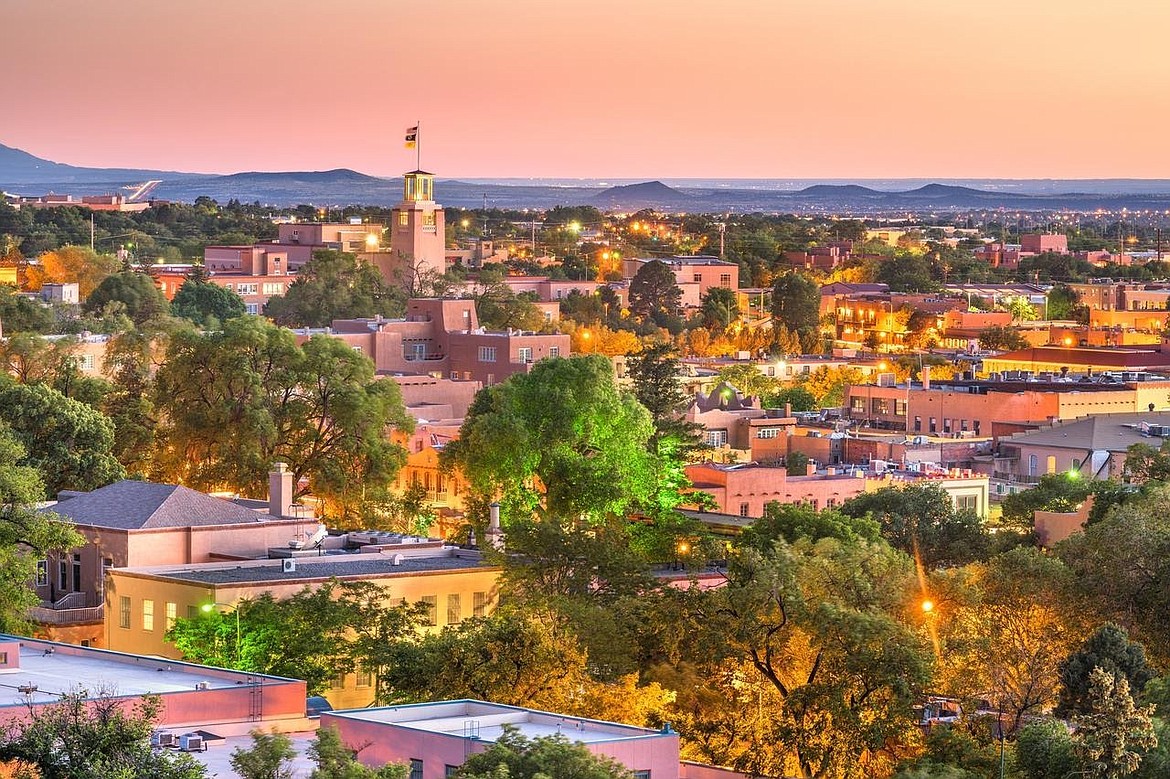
201, 601, 241, 665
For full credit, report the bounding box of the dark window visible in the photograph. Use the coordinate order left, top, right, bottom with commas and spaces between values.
410, 760, 423, 779
72, 553, 82, 592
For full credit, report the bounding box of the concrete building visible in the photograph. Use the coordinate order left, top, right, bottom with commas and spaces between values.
104, 544, 501, 709
0, 635, 308, 734
322, 700, 682, 779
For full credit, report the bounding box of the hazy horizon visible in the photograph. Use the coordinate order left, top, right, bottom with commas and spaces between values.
4, 1, 1168, 180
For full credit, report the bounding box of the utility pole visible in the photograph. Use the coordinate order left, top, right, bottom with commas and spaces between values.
718, 221, 726, 258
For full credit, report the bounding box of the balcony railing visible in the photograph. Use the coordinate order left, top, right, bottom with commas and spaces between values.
403, 353, 445, 362
28, 604, 104, 625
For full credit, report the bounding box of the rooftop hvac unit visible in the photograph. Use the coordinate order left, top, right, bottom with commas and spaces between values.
282, 559, 297, 573
151, 731, 177, 748
876, 372, 896, 387
392, 554, 404, 566
179, 734, 204, 752
193, 681, 210, 691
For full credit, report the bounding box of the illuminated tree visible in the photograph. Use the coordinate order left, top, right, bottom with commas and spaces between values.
1072, 669, 1157, 779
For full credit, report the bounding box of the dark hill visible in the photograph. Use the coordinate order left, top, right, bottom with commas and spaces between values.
592, 180, 691, 208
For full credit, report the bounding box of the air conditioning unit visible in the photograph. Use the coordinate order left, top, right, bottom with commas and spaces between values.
282, 559, 297, 573
151, 731, 177, 748
179, 734, 204, 752
193, 681, 210, 691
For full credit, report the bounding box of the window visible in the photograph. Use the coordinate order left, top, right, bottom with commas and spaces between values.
246, 303, 259, 314
261, 282, 284, 295
739, 503, 750, 517
757, 428, 779, 439
409, 760, 423, 779
35, 560, 47, 587
929, 417, 937, 434
355, 666, 372, 688
236, 283, 257, 295
517, 347, 532, 363
142, 599, 154, 632
850, 397, 866, 414
421, 596, 437, 626
549, 346, 560, 358
447, 594, 462, 625
59, 560, 67, 590
446, 767, 459, 778
871, 398, 890, 415
166, 602, 177, 631
634, 772, 652, 779
1028, 454, 1038, 476
0, 652, 7, 665
956, 495, 979, 513
895, 399, 907, 416
332, 671, 347, 689
706, 430, 727, 447
914, 416, 922, 433
72, 553, 81, 592
119, 596, 131, 629
692, 273, 702, 282
188, 605, 199, 619
78, 354, 96, 371
450, 371, 459, 380
719, 273, 731, 288
399, 212, 409, 227
473, 591, 488, 617
478, 346, 497, 362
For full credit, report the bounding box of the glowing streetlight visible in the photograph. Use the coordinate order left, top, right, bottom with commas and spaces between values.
461, 219, 470, 228
202, 601, 241, 663
365, 233, 379, 250
921, 599, 935, 614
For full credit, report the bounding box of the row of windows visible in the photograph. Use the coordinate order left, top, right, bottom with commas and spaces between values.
912, 417, 981, 435
417, 592, 491, 627
478, 346, 561, 363
118, 596, 178, 632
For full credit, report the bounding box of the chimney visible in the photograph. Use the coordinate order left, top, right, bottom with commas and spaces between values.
269, 462, 294, 518
486, 502, 504, 550
921, 365, 931, 390
784, 402, 792, 418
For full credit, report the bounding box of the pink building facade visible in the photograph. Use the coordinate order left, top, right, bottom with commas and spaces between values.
322, 701, 681, 779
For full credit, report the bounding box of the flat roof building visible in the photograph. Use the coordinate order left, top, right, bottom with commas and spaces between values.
322, 700, 681, 779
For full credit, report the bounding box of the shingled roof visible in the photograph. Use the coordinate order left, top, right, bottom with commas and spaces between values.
42, 481, 277, 530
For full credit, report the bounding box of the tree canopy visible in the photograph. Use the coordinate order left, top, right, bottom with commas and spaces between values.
265, 250, 405, 328
171, 278, 247, 326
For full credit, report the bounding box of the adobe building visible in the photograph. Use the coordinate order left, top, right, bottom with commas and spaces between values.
30, 470, 310, 647
300, 298, 570, 386
323, 701, 683, 779
372, 170, 446, 283
843, 370, 1170, 441
0, 635, 308, 734
104, 542, 501, 709
981, 345, 1170, 375
623, 255, 739, 308
1019, 233, 1069, 255
685, 461, 866, 517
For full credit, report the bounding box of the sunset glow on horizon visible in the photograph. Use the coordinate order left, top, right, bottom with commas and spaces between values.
4, 0, 1169, 179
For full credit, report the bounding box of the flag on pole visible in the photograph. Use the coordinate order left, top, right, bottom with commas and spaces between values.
404, 126, 418, 149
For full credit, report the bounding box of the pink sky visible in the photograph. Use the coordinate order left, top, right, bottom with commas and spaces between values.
3, 0, 1167, 178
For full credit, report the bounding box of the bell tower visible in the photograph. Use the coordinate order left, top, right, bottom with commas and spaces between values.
389, 170, 446, 280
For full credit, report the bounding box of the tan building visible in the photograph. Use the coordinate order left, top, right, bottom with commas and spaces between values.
32, 476, 306, 647
105, 545, 501, 709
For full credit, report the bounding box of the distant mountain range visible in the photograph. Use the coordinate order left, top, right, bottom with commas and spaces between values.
5, 142, 1170, 213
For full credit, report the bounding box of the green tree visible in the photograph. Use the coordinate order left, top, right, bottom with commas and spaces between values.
682, 536, 932, 778
1016, 719, 1078, 779
265, 250, 404, 328
455, 725, 633, 779
1057, 624, 1157, 719
977, 325, 1029, 351
739, 501, 881, 551
838, 483, 993, 568
231, 730, 296, 779
1122, 441, 1170, 484
0, 284, 54, 334
763, 385, 817, 412
771, 272, 820, 334
152, 318, 410, 519
714, 364, 778, 399
308, 726, 409, 779
1072, 668, 1158, 779
700, 286, 740, 329
171, 278, 247, 326
0, 380, 124, 496
443, 355, 659, 526
627, 260, 682, 326
84, 272, 170, 324
0, 690, 208, 779
0, 423, 83, 633
1047, 284, 1086, 322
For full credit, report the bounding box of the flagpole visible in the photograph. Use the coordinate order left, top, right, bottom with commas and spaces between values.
416, 119, 421, 171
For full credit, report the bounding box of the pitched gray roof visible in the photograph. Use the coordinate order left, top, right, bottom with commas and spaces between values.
42, 481, 277, 530
1000, 412, 1170, 452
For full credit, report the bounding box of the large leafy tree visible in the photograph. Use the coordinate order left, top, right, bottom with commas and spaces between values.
171, 278, 247, 326
84, 271, 170, 324
32, 245, 119, 298
265, 249, 404, 328
678, 535, 933, 778
838, 483, 994, 568
700, 286, 740, 329
0, 691, 208, 779
1057, 624, 1157, 719
1072, 668, 1158, 779
0, 423, 83, 633
0, 379, 124, 496
771, 272, 820, 334
627, 260, 682, 326
151, 317, 411, 517
443, 355, 658, 526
